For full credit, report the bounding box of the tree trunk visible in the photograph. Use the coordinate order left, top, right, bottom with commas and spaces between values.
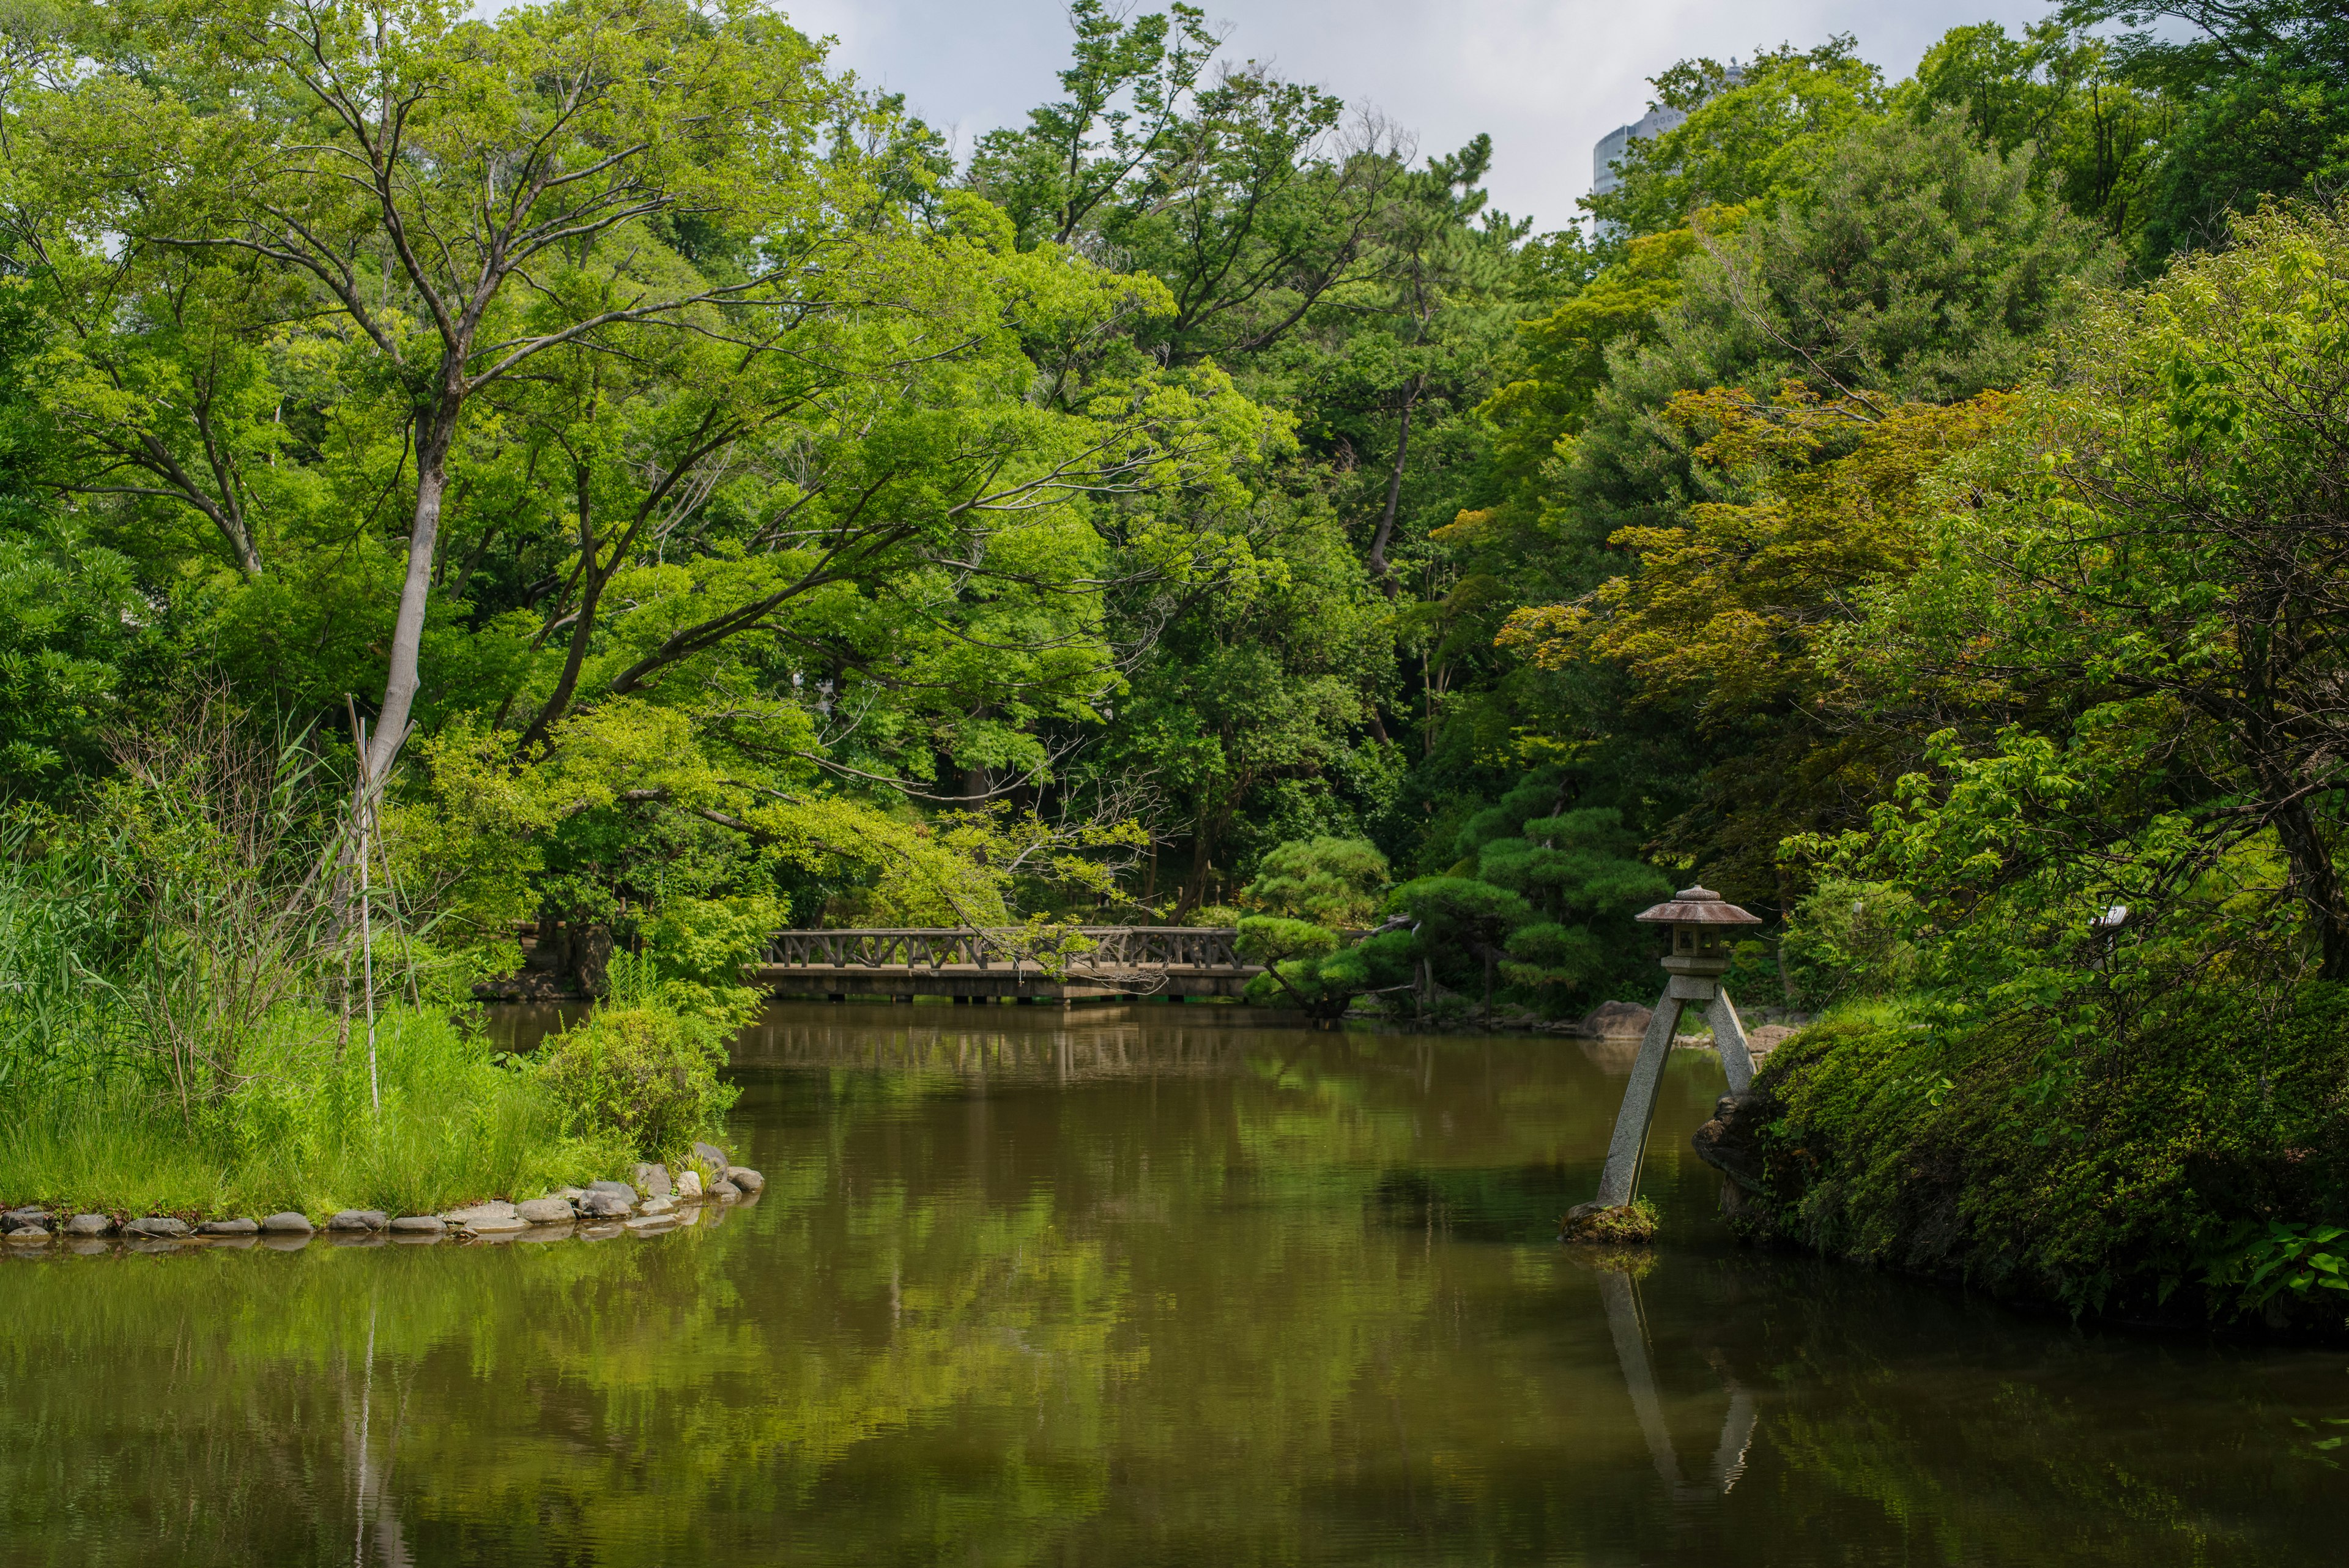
571, 923, 614, 999
1364, 375, 1424, 600
516, 462, 603, 755
366, 411, 459, 786
2273, 790, 2349, 981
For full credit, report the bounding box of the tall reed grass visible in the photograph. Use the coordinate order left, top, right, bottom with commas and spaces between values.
0, 692, 639, 1217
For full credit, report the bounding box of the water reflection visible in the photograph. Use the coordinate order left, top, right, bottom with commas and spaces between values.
0, 1001, 2339, 1566
1594, 1261, 1757, 1499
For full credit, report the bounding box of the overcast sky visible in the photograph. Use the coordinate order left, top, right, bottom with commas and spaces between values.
777, 0, 2055, 232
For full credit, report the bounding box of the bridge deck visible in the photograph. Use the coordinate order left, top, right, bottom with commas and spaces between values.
757, 926, 1261, 1003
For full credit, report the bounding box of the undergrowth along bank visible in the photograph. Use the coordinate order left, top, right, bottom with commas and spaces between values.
0, 694, 743, 1223
0, 1003, 642, 1221
1716, 988, 2349, 1338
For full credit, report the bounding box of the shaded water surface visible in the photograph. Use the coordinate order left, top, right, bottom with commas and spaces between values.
2, 1002, 2340, 1566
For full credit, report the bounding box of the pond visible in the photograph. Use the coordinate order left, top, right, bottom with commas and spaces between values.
1, 1001, 2339, 1566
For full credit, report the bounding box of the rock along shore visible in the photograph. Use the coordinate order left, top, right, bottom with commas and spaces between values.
0, 1142, 766, 1257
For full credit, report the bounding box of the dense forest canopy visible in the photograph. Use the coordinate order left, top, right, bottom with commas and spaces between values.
0, 0, 2342, 1038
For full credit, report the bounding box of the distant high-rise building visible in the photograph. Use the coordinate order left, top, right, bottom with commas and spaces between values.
1592, 103, 1688, 203
1590, 65, 1742, 232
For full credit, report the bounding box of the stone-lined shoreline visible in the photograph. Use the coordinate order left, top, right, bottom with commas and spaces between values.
0, 1141, 765, 1255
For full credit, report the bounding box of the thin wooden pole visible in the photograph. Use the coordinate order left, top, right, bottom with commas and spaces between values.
356, 718, 380, 1120
370, 803, 421, 1009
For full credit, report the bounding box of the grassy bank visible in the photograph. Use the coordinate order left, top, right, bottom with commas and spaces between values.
1721, 984, 2349, 1336
0, 1003, 647, 1221
0, 706, 740, 1224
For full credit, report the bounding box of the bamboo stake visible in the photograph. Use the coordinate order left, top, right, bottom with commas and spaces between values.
369, 798, 421, 1009
356, 717, 380, 1121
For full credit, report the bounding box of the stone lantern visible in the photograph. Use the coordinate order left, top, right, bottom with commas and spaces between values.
1647, 885, 1760, 975
1588, 886, 1764, 1214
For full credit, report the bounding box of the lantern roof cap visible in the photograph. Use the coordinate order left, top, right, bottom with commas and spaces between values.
1635, 885, 1763, 926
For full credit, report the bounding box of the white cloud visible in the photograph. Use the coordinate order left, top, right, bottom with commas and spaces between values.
778, 0, 2055, 230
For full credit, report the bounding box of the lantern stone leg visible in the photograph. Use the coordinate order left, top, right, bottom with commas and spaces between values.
1587, 885, 1765, 1216
1706, 986, 1756, 1096
1594, 978, 1685, 1206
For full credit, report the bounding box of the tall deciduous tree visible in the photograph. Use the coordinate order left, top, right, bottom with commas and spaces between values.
2059, 0, 2349, 264
13, 0, 1280, 807
1838, 207, 2349, 978
46, 0, 846, 786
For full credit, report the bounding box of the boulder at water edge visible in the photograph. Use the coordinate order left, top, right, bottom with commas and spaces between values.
198, 1218, 259, 1235
326, 1209, 388, 1231
261, 1212, 313, 1234
517, 1198, 574, 1225
1691, 1091, 1769, 1192
65, 1214, 113, 1236
632, 1163, 673, 1198
727, 1167, 765, 1196
581, 1192, 632, 1219
1577, 1001, 1655, 1039
692, 1141, 730, 1173
124, 1216, 191, 1239
388, 1216, 445, 1236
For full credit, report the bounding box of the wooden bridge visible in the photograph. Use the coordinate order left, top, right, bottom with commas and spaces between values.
755, 927, 1260, 1003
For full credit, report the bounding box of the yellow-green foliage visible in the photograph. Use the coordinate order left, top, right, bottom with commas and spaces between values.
399, 702, 1159, 943
1240, 836, 1390, 927
535, 1002, 738, 1161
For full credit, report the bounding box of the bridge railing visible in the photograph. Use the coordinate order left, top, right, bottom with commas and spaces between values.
762, 926, 1249, 972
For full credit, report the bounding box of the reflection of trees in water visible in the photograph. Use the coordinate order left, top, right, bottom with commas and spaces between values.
345, 1297, 420, 1568
1657, 1252, 2347, 1565
3, 1031, 2336, 1566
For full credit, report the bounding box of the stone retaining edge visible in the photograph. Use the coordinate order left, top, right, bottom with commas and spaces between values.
0, 1151, 768, 1255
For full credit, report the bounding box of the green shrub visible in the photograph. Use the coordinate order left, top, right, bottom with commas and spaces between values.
1734, 981, 2349, 1329
1778, 877, 1923, 1006
1236, 915, 1419, 1019
639, 894, 781, 987
1240, 838, 1390, 927
535, 1003, 737, 1160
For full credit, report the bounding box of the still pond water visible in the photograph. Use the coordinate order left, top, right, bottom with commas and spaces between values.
1, 1002, 2342, 1566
